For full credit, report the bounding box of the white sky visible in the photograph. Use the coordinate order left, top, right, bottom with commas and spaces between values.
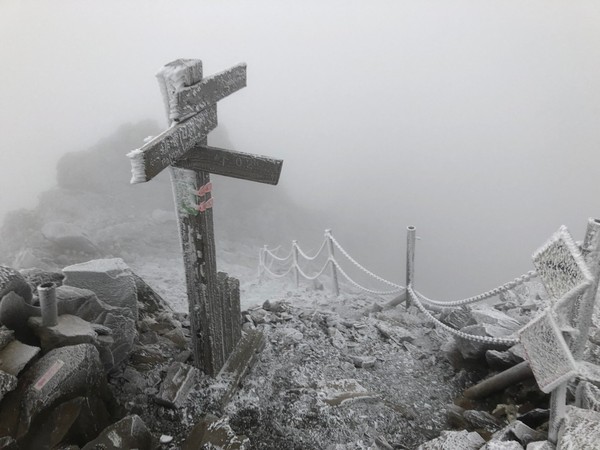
1, 0, 600, 298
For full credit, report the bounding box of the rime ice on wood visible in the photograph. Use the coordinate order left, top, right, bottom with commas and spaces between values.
127, 59, 283, 376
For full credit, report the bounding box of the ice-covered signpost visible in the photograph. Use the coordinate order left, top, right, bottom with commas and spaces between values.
519, 220, 600, 444
127, 59, 283, 376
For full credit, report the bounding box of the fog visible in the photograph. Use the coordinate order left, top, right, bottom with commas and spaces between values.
2, 0, 600, 300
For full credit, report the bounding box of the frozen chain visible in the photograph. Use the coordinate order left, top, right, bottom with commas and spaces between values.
294, 239, 328, 261
414, 270, 537, 308
296, 259, 333, 281
407, 287, 519, 345
332, 259, 405, 295
261, 262, 296, 279
263, 246, 294, 263
327, 232, 405, 289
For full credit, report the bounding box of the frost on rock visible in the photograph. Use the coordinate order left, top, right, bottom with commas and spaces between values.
416, 430, 485, 450
556, 406, 600, 450
531, 226, 592, 303
518, 311, 578, 393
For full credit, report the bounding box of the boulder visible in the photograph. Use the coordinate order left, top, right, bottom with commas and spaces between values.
63, 258, 138, 320
183, 415, 249, 450
492, 421, 546, 448
41, 221, 100, 256
557, 406, 600, 450
0, 266, 32, 304
81, 415, 158, 450
19, 268, 64, 291
455, 324, 513, 360
417, 430, 485, 450
462, 409, 505, 432
0, 340, 40, 376
0, 292, 41, 343
0, 325, 14, 350
439, 308, 476, 330
0, 344, 111, 441
471, 305, 522, 330
0, 369, 17, 403
155, 362, 199, 409
575, 380, 600, 412
486, 348, 524, 370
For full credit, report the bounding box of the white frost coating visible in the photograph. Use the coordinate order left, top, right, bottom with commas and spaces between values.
557, 406, 600, 450
127, 147, 147, 184
143, 135, 154, 144
107, 430, 122, 447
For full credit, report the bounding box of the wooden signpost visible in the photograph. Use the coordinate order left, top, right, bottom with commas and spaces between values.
128, 59, 283, 377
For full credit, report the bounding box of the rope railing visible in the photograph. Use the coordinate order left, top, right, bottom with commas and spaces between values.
258, 226, 534, 345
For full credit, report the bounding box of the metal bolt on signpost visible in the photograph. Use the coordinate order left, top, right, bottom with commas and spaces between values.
405, 226, 416, 308
325, 229, 340, 296
292, 241, 300, 287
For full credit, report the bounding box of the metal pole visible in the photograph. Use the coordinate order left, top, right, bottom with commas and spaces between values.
325, 229, 340, 296
292, 241, 300, 287
548, 217, 600, 443
406, 226, 416, 308
38, 282, 58, 327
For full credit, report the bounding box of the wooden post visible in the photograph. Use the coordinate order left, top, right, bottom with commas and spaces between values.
127, 59, 283, 376
325, 229, 340, 296
292, 241, 300, 287
405, 226, 416, 308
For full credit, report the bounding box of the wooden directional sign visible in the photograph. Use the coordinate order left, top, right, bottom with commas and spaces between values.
175, 145, 283, 185
127, 59, 282, 376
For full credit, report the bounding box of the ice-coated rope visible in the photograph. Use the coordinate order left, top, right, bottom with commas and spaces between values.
414, 270, 537, 308
261, 262, 296, 279
327, 233, 405, 290
407, 286, 519, 345
294, 239, 328, 262
296, 259, 332, 281
331, 259, 405, 295
263, 246, 294, 263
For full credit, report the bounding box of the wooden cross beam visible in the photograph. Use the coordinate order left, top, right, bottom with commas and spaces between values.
127, 59, 283, 376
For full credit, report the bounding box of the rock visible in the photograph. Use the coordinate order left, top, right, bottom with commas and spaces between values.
492, 421, 546, 448
352, 355, 376, 369
55, 286, 136, 370
471, 306, 522, 330
575, 380, 600, 411
0, 292, 40, 342
262, 299, 288, 313
374, 321, 414, 344
417, 430, 485, 450
0, 437, 17, 449
0, 340, 40, 376
329, 327, 346, 350
455, 324, 512, 360
0, 344, 111, 441
517, 409, 550, 429
160, 434, 174, 444
183, 414, 249, 450
439, 308, 476, 330
133, 273, 172, 315
155, 362, 199, 409
0, 265, 33, 303
163, 327, 188, 349
557, 406, 600, 450
19, 268, 64, 291
486, 348, 524, 370
446, 404, 468, 429
21, 395, 112, 449
318, 379, 376, 406
81, 414, 158, 450
529, 440, 555, 450
41, 221, 100, 256
482, 441, 524, 450
526, 441, 555, 450
63, 258, 137, 320
0, 369, 18, 402
463, 409, 505, 432
0, 325, 14, 350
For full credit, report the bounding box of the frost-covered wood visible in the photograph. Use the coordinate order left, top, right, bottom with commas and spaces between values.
175, 145, 282, 185
127, 106, 217, 184
170, 63, 246, 122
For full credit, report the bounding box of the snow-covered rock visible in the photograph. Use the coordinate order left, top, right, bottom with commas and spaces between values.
417, 430, 485, 450
557, 406, 600, 450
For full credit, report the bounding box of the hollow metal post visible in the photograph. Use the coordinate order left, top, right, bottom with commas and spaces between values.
548, 217, 600, 443
38, 282, 58, 327
325, 229, 340, 296
406, 226, 416, 308
292, 241, 300, 287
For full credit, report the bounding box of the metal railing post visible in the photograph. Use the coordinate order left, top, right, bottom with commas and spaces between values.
38, 282, 58, 327
325, 229, 340, 296
406, 226, 416, 308
292, 241, 300, 287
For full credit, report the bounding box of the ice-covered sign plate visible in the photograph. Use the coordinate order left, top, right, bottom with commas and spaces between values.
519, 310, 578, 393
532, 226, 593, 303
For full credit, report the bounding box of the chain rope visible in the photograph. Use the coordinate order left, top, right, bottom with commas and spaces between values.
263, 246, 294, 263
296, 259, 333, 281
407, 287, 519, 345
331, 259, 405, 295
327, 232, 405, 289
294, 239, 328, 261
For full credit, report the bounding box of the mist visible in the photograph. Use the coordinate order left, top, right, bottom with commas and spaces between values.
2, 0, 600, 301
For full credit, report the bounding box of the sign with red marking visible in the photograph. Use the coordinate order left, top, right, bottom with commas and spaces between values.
195, 182, 213, 197
196, 197, 214, 212
34, 359, 65, 390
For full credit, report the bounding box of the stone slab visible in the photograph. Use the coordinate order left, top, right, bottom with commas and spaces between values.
63, 258, 138, 320
417, 430, 485, 450
156, 361, 198, 409
0, 369, 17, 403
0, 340, 40, 376
81, 415, 157, 450
557, 406, 600, 450
183, 415, 249, 450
